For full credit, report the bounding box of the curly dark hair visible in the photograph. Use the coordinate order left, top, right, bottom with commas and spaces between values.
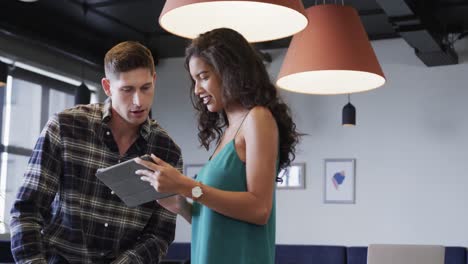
184, 28, 301, 172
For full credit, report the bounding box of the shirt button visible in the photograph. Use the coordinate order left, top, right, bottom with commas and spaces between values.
111, 191, 115, 195
106, 131, 110, 136
104, 223, 108, 227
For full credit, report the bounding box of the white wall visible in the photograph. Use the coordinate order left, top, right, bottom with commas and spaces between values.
153, 37, 468, 247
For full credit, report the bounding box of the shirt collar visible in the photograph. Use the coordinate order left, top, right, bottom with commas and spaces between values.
101, 98, 152, 141
140, 118, 151, 141
102, 97, 112, 123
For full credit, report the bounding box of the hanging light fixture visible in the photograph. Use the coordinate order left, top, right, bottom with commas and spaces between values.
277, 3, 386, 94
75, 83, 91, 105
0, 62, 7, 88
159, 0, 308, 42
342, 94, 356, 126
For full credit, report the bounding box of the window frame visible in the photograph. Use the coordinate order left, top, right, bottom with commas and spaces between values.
0, 67, 79, 224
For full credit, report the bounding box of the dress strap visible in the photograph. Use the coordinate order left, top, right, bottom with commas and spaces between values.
234, 110, 251, 139
209, 110, 251, 161
209, 137, 223, 161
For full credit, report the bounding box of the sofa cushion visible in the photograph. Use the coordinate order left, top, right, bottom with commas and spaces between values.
347, 247, 367, 264
165, 243, 190, 262
0, 239, 14, 263
445, 247, 467, 264
276, 245, 347, 264
346, 246, 466, 264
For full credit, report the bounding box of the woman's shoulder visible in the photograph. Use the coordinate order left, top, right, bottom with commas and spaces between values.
248, 106, 274, 120
244, 106, 277, 135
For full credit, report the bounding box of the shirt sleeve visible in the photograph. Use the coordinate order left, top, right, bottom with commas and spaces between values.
111, 206, 176, 263
9, 115, 62, 264
175, 154, 184, 174
111, 154, 183, 263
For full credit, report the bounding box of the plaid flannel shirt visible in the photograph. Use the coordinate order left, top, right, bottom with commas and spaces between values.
10, 99, 183, 264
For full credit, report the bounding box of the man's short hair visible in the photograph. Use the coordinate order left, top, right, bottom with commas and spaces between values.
104, 41, 155, 79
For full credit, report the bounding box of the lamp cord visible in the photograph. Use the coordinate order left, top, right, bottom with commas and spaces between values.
81, 1, 88, 83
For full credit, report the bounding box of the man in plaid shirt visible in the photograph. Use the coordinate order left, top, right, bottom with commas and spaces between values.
10, 41, 182, 263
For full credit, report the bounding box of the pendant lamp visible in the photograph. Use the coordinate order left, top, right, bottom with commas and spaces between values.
159, 0, 308, 42
75, 83, 91, 105
277, 4, 385, 94
0, 62, 7, 88
342, 94, 356, 126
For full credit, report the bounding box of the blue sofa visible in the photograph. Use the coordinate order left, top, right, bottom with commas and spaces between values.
1, 240, 466, 264
164, 243, 468, 264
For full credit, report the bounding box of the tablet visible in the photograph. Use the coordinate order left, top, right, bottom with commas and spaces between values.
96, 155, 175, 207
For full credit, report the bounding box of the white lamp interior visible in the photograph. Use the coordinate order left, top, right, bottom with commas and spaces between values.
160, 1, 308, 42
277, 70, 386, 95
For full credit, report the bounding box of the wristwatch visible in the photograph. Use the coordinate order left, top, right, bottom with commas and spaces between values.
191, 184, 204, 200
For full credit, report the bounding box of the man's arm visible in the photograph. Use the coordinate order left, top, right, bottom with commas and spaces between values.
112, 207, 176, 264
9, 115, 62, 264
112, 154, 183, 263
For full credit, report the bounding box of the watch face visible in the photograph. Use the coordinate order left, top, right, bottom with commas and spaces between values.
192, 186, 202, 198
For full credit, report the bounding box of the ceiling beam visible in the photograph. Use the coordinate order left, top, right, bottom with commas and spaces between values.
67, 0, 146, 36
88, 0, 150, 8
376, 0, 458, 66
0, 26, 102, 70
358, 9, 386, 16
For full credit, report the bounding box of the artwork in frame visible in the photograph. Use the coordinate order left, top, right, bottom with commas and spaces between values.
277, 163, 305, 189
184, 164, 205, 180
324, 159, 355, 204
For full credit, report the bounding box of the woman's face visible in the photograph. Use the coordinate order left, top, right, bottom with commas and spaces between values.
189, 56, 224, 113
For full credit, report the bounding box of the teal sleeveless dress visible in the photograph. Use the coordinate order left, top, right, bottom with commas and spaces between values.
191, 139, 276, 264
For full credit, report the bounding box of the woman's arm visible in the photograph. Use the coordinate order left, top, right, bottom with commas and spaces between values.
137, 106, 278, 225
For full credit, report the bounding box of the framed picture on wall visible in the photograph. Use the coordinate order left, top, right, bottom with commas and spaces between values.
184, 164, 205, 179
277, 163, 305, 189
324, 159, 355, 204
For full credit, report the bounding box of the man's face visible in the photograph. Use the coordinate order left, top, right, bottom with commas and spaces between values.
102, 67, 155, 127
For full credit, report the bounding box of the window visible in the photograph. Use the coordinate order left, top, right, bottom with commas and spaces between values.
4, 79, 42, 149
0, 66, 85, 225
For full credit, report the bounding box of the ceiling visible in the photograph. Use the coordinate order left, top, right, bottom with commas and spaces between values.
1, 0, 468, 70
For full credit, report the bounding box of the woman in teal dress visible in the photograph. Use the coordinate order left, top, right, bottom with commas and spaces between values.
136, 28, 300, 264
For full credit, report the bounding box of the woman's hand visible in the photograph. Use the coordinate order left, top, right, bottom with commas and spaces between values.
135, 154, 194, 223
135, 154, 187, 195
